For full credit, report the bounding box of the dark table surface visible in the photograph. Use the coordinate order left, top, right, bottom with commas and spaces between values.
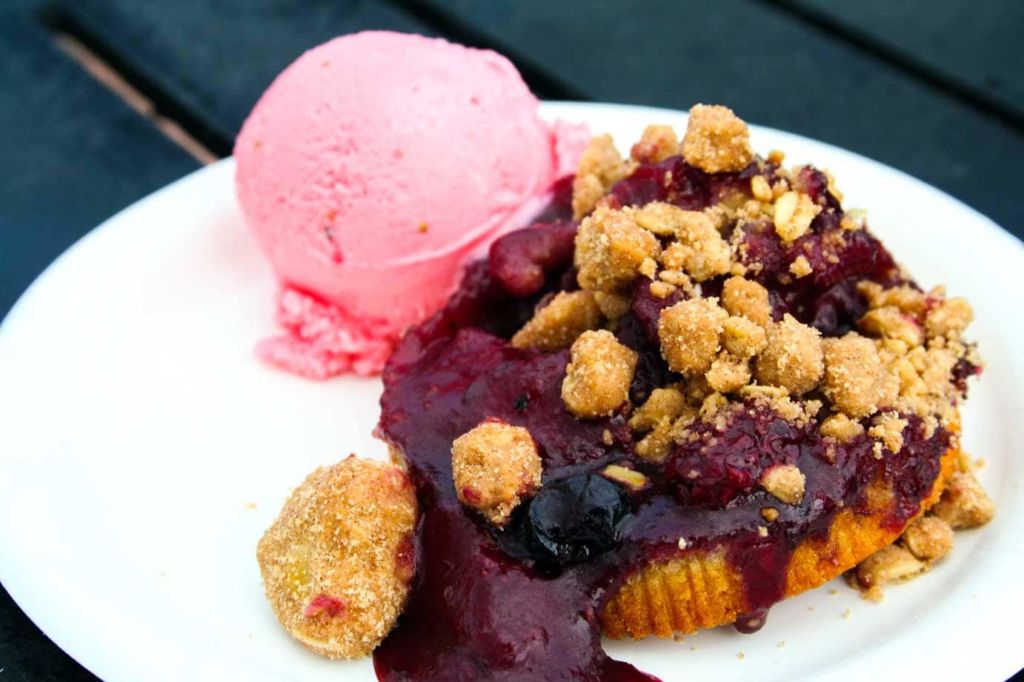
1, 1, 1021, 680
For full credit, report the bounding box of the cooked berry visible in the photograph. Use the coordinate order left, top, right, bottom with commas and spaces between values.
527, 474, 631, 566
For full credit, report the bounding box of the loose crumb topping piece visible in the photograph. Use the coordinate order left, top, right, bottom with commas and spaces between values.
901, 515, 954, 562
819, 413, 865, 443
658, 298, 729, 376
773, 191, 821, 242
755, 314, 824, 395
682, 104, 753, 173
452, 421, 543, 526
630, 124, 681, 164
256, 456, 418, 659
931, 471, 995, 529
852, 545, 926, 602
629, 386, 688, 432
822, 333, 886, 418
562, 330, 638, 418
760, 464, 806, 505
721, 276, 771, 328
511, 291, 602, 351
575, 207, 661, 293
572, 134, 634, 219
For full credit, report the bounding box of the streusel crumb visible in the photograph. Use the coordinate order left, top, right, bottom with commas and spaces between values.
629, 386, 688, 432
755, 314, 824, 395
594, 291, 631, 320
930, 471, 995, 529
256, 456, 418, 659
575, 207, 661, 293
601, 464, 650, 491
721, 315, 767, 358
925, 297, 973, 339
859, 306, 923, 347
750, 175, 773, 202
511, 291, 602, 351
822, 333, 885, 418
635, 419, 677, 463
760, 464, 806, 505
773, 191, 821, 242
658, 297, 729, 376
868, 411, 908, 453
451, 421, 543, 526
721, 276, 771, 328
572, 134, 632, 219
789, 255, 813, 278
706, 354, 751, 393
857, 282, 926, 316
657, 215, 733, 282
562, 330, 638, 418
682, 104, 753, 173
901, 515, 953, 562
852, 545, 926, 602
819, 413, 865, 443
630, 124, 680, 164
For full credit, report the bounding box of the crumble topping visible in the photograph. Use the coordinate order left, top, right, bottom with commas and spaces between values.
562, 330, 638, 418
788, 254, 812, 278
706, 354, 752, 393
630, 124, 681, 164
721, 315, 768, 358
594, 291, 631, 320
931, 471, 995, 529
868, 411, 908, 454
822, 333, 885, 418
851, 545, 926, 602
819, 413, 865, 443
773, 191, 821, 242
901, 515, 954, 562
754, 314, 824, 395
629, 386, 688, 431
658, 298, 729, 376
451, 421, 543, 525
575, 206, 661, 292
572, 134, 634, 219
925, 297, 973, 339
760, 464, 806, 505
511, 290, 602, 351
256, 456, 418, 659
682, 104, 753, 173
601, 464, 650, 491
721, 276, 771, 328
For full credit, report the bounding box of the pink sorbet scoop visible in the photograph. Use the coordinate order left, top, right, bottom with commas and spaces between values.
235, 31, 586, 378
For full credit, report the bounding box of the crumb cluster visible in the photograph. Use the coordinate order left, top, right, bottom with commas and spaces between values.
256, 456, 418, 659
451, 421, 543, 525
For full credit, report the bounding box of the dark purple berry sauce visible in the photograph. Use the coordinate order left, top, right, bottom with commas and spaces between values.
373, 158, 967, 681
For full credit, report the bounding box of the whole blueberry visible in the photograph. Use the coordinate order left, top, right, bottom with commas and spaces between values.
527, 473, 631, 566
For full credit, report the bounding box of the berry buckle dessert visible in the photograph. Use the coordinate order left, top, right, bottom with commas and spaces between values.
257, 104, 993, 680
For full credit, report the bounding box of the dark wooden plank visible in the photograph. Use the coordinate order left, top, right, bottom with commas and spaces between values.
399, 0, 1023, 236
1, 6, 196, 676
0, 7, 198, 319
0, 585, 97, 682
52, 0, 445, 155
780, 0, 1024, 120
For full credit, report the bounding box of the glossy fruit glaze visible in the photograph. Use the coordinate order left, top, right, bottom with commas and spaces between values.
373, 157, 968, 681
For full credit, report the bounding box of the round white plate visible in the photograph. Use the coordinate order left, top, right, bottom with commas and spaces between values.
1, 102, 1023, 682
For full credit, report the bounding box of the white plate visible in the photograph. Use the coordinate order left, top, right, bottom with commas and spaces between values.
1, 102, 1023, 682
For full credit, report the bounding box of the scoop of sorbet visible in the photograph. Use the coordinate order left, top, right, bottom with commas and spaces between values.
235, 31, 587, 378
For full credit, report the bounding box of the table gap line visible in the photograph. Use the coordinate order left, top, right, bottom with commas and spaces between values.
39, 6, 233, 159
50, 30, 218, 165
754, 0, 1024, 134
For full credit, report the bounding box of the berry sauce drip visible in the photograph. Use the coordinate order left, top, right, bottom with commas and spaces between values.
374, 159, 961, 681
